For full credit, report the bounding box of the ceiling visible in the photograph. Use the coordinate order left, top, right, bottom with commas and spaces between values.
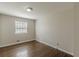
0, 2, 74, 20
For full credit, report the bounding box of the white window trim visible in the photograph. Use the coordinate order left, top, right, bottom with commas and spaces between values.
15, 20, 28, 34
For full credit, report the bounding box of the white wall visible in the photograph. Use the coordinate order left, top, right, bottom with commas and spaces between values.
36, 8, 74, 55
74, 3, 79, 57
0, 14, 35, 47
0, 16, 2, 46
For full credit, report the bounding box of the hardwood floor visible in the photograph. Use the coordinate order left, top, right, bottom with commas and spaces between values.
0, 40, 73, 57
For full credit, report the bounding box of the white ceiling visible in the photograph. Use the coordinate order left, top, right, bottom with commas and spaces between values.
0, 2, 74, 20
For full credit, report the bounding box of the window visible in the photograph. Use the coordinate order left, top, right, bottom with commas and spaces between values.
15, 20, 27, 34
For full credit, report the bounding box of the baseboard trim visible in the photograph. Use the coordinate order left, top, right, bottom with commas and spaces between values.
57, 47, 74, 56
36, 40, 57, 49
0, 39, 35, 48
36, 40, 74, 56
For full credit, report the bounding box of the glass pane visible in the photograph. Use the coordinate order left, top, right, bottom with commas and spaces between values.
15, 20, 27, 34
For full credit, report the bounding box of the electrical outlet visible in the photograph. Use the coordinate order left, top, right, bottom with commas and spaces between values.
57, 42, 59, 46
16, 40, 20, 42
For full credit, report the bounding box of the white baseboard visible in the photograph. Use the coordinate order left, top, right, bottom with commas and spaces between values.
57, 47, 74, 56
36, 40, 74, 56
0, 39, 35, 48
36, 40, 57, 49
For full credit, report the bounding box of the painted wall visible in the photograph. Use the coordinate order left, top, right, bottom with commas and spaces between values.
0, 14, 35, 47
74, 3, 79, 57
0, 16, 2, 46
36, 8, 74, 55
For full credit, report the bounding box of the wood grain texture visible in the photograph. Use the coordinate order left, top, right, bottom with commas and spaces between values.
0, 40, 73, 57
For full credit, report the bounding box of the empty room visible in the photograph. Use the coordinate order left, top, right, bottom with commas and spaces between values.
0, 2, 79, 57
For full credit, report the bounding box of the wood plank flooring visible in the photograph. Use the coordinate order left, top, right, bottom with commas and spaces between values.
0, 40, 73, 57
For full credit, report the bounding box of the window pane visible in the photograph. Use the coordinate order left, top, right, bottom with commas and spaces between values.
15, 20, 27, 34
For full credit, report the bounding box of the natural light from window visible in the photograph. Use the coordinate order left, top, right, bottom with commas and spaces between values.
15, 20, 27, 34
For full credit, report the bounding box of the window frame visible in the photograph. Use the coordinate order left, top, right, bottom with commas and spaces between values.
15, 20, 28, 34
